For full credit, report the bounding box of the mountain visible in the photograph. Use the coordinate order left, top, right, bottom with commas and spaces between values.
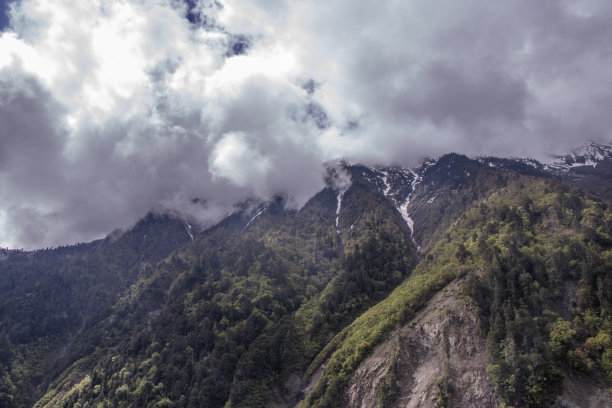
549, 142, 612, 171
0, 213, 196, 407
548, 142, 612, 201
0, 143, 611, 408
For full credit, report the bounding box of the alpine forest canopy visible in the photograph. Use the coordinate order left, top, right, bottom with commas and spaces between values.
1, 143, 612, 408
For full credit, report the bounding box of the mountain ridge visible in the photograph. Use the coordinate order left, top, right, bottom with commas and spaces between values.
0, 142, 611, 408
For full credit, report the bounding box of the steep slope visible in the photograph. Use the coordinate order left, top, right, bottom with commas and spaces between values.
407, 153, 510, 251
30, 165, 419, 408
300, 175, 612, 407
345, 275, 495, 408
0, 213, 195, 407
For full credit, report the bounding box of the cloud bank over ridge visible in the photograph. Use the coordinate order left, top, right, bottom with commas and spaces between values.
1, 0, 611, 248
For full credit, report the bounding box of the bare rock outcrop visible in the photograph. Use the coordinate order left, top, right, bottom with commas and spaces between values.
345, 277, 498, 408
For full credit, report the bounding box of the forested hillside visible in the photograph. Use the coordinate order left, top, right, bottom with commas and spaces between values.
302, 175, 612, 407
0, 214, 194, 407
1, 147, 611, 408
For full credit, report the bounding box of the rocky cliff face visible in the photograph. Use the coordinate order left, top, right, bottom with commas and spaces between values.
345, 273, 612, 408
345, 274, 497, 408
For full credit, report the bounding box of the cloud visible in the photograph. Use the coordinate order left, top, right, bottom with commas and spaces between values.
1, 0, 612, 248
0, 0, 325, 248
210, 131, 272, 187
218, 0, 612, 159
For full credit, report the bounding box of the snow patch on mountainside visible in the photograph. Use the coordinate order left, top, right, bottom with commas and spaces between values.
245, 202, 271, 229
336, 191, 345, 230
477, 157, 544, 170
184, 221, 194, 241
324, 160, 352, 233
375, 167, 421, 241
246, 210, 264, 228
379, 170, 392, 196
334, 180, 350, 232
398, 169, 421, 236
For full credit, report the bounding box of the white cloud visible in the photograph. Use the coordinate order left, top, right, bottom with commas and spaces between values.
0, 0, 325, 248
1, 0, 612, 248
210, 131, 271, 186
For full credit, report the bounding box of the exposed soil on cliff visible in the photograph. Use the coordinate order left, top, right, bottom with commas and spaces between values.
345, 276, 498, 408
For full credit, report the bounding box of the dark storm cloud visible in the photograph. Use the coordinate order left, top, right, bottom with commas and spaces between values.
1, 0, 612, 248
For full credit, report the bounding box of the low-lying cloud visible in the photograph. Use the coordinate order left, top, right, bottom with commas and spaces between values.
0, 0, 611, 248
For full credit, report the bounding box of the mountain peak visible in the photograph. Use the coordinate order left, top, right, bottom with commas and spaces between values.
548, 141, 612, 170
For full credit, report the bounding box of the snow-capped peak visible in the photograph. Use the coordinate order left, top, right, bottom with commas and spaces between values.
548, 142, 612, 171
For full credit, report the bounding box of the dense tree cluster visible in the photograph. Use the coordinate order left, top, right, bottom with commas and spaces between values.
463, 182, 612, 407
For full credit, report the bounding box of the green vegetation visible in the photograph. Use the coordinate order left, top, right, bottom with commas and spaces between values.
376, 350, 399, 407
1, 158, 611, 408
409, 153, 516, 252
0, 214, 193, 408
19, 178, 417, 408
299, 166, 491, 407
461, 180, 612, 407
434, 362, 453, 408
301, 175, 611, 407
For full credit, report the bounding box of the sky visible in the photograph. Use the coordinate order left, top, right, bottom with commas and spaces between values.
0, 1, 9, 31
1, 0, 612, 249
